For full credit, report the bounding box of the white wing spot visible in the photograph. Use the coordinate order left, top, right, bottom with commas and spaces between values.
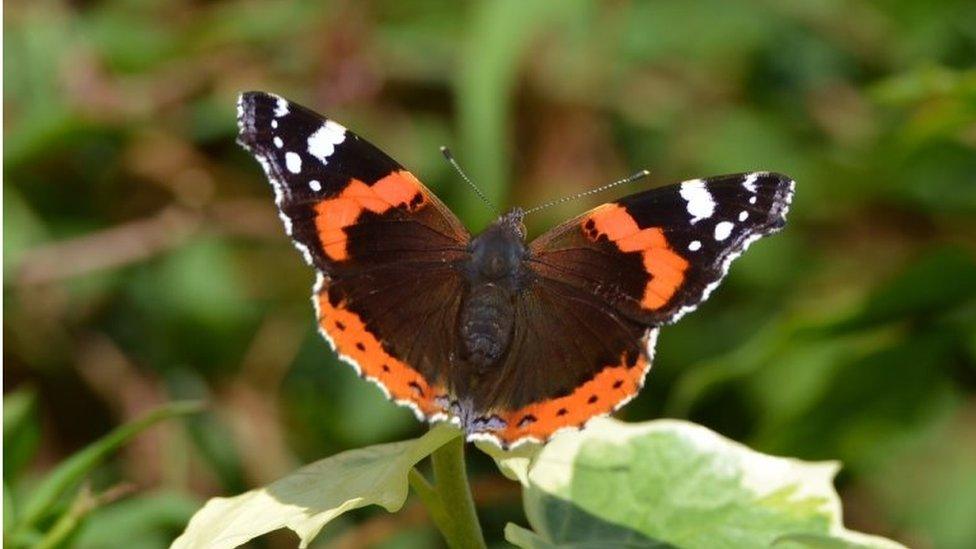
307, 120, 347, 165
274, 96, 289, 117
749, 196, 757, 204
743, 173, 759, 193
285, 152, 302, 174
688, 240, 702, 251
714, 221, 734, 241
273, 136, 283, 148
738, 210, 749, 222
271, 119, 278, 129
309, 179, 322, 192
679, 179, 715, 224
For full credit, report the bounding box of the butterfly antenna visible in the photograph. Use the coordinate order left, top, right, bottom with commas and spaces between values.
440, 146, 498, 214
523, 169, 651, 215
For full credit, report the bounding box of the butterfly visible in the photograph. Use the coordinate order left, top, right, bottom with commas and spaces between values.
236, 91, 794, 449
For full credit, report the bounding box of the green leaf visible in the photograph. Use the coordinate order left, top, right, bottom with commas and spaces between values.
3, 387, 38, 438
3, 386, 41, 481
4, 480, 16, 532
74, 490, 201, 549
502, 418, 904, 549
172, 423, 460, 549
772, 532, 900, 548
504, 522, 671, 549
15, 401, 202, 533
2, 188, 49, 277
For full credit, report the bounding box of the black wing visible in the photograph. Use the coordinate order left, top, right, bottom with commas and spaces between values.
237, 91, 471, 420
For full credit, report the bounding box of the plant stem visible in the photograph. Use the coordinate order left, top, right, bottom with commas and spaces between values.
427, 435, 487, 549
407, 469, 453, 538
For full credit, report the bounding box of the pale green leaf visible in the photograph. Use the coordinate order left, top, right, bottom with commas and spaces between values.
504, 418, 904, 549
505, 523, 546, 547
474, 440, 540, 486
172, 423, 460, 549
505, 521, 671, 549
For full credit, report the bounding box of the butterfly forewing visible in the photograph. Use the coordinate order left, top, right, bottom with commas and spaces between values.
529, 172, 794, 325
237, 91, 469, 271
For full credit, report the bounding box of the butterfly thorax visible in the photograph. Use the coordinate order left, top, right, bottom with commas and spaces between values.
457, 211, 528, 373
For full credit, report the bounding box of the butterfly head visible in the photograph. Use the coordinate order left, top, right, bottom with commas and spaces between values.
498, 207, 526, 238
467, 208, 528, 281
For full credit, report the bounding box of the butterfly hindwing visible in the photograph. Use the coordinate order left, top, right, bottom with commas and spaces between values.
465, 279, 658, 447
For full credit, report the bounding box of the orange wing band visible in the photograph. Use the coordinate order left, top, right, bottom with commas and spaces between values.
314, 170, 428, 261
490, 350, 650, 445
584, 204, 689, 310
316, 291, 445, 417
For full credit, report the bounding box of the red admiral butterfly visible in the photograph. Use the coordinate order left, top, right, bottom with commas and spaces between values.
237, 92, 794, 449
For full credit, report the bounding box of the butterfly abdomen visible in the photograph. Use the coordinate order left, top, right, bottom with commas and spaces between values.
458, 284, 515, 369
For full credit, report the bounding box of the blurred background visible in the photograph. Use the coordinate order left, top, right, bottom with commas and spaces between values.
4, 0, 975, 547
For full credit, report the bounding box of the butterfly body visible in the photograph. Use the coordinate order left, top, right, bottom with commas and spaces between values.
459, 211, 527, 371
237, 91, 795, 448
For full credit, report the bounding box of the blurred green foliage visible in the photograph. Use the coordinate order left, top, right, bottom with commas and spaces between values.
3, 396, 199, 547
4, 0, 975, 547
